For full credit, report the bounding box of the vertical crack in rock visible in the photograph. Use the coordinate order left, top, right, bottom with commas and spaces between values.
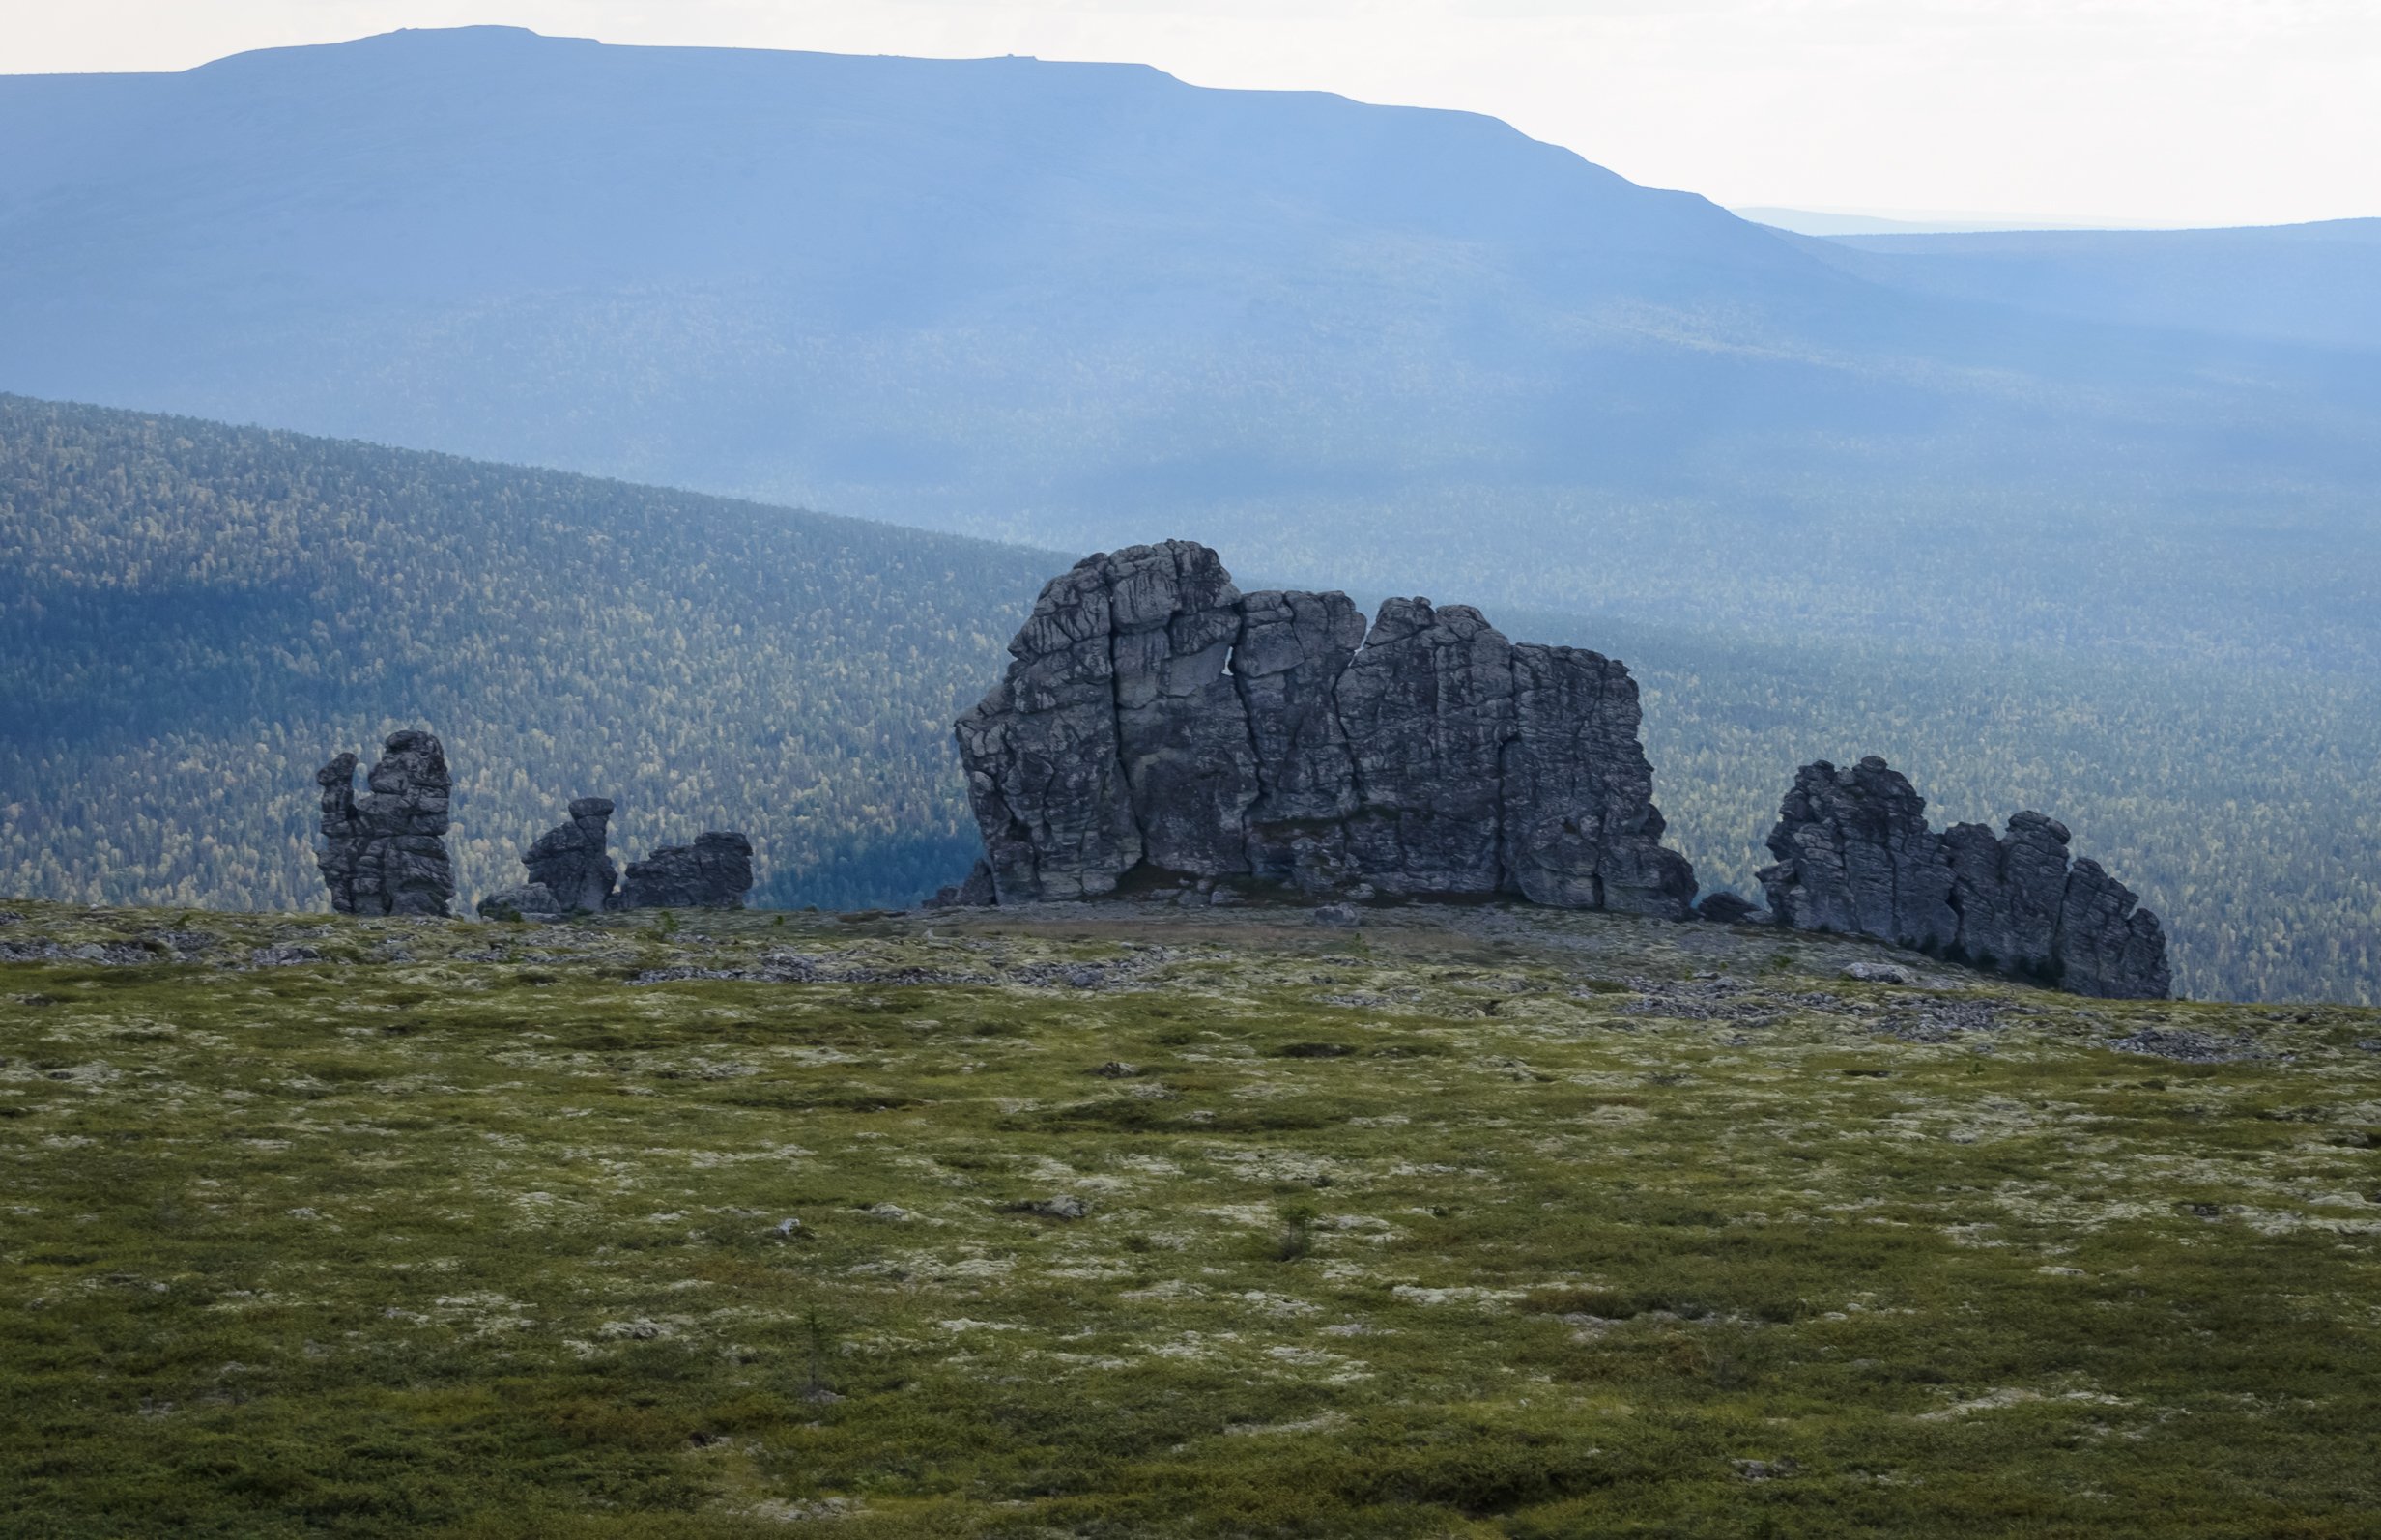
1759, 756, 2170, 999
314, 729, 454, 917
1503, 642, 1697, 916
956, 540, 1693, 916
1336, 598, 1516, 898
1232, 588, 1367, 892
1105, 542, 1258, 881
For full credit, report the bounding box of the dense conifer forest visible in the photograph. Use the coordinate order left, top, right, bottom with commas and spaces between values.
3, 394, 2374, 1004
0, 394, 1052, 914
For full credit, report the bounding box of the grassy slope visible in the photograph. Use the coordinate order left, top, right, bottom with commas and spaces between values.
3, 898, 2375, 1537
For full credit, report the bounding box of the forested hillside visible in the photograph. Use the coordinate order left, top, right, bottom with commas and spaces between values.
0, 394, 1057, 913
4, 395, 2375, 1003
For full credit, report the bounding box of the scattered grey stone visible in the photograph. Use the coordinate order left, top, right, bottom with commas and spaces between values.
315, 730, 455, 917
772, 1217, 802, 1238
1759, 756, 2169, 999
861, 1203, 912, 1221
1023, 1195, 1090, 1220
2111, 1026, 2263, 1063
924, 859, 998, 909
1206, 889, 1243, 907
620, 832, 754, 909
1092, 1061, 1140, 1078
1064, 966, 1105, 989
522, 797, 619, 912
1, 940, 158, 966
2358, 1040, 2381, 1054
1732, 1458, 1802, 1482
476, 883, 564, 923
1312, 904, 1363, 927
0, 910, 21, 927
1842, 961, 1916, 985
955, 540, 1694, 914
244, 943, 323, 969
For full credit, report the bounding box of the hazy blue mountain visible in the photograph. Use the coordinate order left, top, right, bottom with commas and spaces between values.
1806, 219, 2381, 354
0, 26, 2376, 667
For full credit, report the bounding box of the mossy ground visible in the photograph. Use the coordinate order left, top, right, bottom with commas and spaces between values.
3, 898, 2376, 1537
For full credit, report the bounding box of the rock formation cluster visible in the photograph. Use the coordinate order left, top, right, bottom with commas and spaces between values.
954, 540, 1696, 915
315, 730, 455, 917
1758, 756, 2170, 999
309, 740, 751, 918
475, 797, 754, 917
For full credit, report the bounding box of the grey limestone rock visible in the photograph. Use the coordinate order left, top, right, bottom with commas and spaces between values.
2058, 859, 2173, 1001
954, 556, 1141, 901
314, 729, 455, 917
523, 797, 618, 912
1758, 756, 2170, 999
954, 541, 1695, 917
476, 883, 564, 923
1335, 599, 1515, 896
1234, 587, 1368, 886
1756, 757, 1954, 950
1108, 542, 1261, 880
1503, 642, 1697, 915
1842, 961, 1917, 985
620, 831, 755, 910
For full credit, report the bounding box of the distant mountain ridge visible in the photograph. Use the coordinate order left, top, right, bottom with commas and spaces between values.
1804, 218, 2381, 354
1, 26, 2375, 665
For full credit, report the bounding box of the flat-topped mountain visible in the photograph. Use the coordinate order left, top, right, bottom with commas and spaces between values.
3, 27, 2375, 660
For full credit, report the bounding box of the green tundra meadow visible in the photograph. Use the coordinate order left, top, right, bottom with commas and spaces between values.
4, 897, 2376, 1536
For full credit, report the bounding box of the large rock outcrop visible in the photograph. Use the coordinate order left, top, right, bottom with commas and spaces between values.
954, 541, 1696, 915
523, 797, 619, 912
1757, 756, 2170, 999
620, 832, 755, 909
315, 729, 455, 917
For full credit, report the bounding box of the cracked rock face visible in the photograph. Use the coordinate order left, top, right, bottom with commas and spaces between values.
315, 729, 455, 917
955, 540, 1695, 916
523, 796, 619, 912
621, 831, 755, 910
1758, 756, 2170, 999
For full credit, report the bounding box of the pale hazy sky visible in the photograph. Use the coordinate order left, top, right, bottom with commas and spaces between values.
5, 0, 2375, 227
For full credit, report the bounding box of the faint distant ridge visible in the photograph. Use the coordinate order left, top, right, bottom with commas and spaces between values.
1731, 206, 2176, 237
1801, 216, 2381, 353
